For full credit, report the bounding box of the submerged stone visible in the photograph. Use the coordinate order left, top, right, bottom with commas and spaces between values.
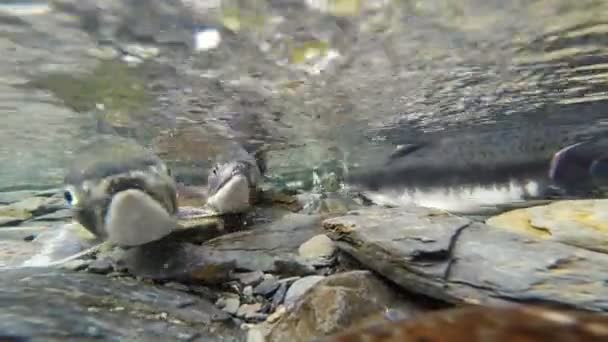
486, 199, 608, 253
0, 268, 244, 341
323, 206, 608, 312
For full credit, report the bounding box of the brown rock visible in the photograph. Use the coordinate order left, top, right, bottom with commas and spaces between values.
266, 270, 425, 342
318, 304, 608, 342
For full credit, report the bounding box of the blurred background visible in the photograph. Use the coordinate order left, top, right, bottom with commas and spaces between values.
1, 0, 607, 191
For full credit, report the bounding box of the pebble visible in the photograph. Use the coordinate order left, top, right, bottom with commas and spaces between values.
284, 275, 326, 307
253, 277, 279, 297
237, 303, 263, 319
233, 271, 265, 286
243, 285, 254, 297
298, 234, 336, 266
219, 297, 241, 315
87, 259, 114, 274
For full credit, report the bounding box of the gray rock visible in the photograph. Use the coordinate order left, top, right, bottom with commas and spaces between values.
233, 271, 265, 286
323, 206, 608, 312
87, 258, 114, 274
198, 213, 323, 272
283, 275, 326, 307
118, 236, 236, 285
253, 277, 279, 297
217, 296, 241, 315
0, 268, 244, 341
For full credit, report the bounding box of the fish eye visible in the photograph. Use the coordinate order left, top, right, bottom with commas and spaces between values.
64, 189, 77, 206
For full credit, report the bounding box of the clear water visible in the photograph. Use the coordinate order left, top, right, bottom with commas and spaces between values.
0, 0, 607, 190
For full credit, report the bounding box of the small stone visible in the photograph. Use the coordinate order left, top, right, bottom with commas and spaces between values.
87, 259, 114, 274
221, 297, 241, 315
237, 303, 263, 319
243, 285, 254, 297
234, 271, 265, 286
61, 259, 90, 271
284, 275, 326, 307
298, 234, 336, 266
253, 277, 279, 297
266, 305, 286, 323
273, 257, 316, 277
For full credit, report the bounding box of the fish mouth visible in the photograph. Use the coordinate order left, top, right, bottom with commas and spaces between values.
206, 173, 252, 214
104, 189, 177, 247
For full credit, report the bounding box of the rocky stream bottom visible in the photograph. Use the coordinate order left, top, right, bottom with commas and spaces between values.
1, 188, 608, 341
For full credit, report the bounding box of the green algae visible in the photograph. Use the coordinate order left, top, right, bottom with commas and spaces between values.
26, 59, 149, 114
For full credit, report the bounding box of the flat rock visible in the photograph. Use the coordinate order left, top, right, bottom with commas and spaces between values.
198, 212, 323, 272
0, 268, 244, 341
323, 206, 608, 312
267, 270, 425, 342
486, 199, 608, 253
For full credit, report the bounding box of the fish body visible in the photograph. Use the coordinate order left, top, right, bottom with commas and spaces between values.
347, 126, 608, 214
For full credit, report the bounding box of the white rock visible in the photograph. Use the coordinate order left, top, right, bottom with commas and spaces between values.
284, 275, 325, 307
